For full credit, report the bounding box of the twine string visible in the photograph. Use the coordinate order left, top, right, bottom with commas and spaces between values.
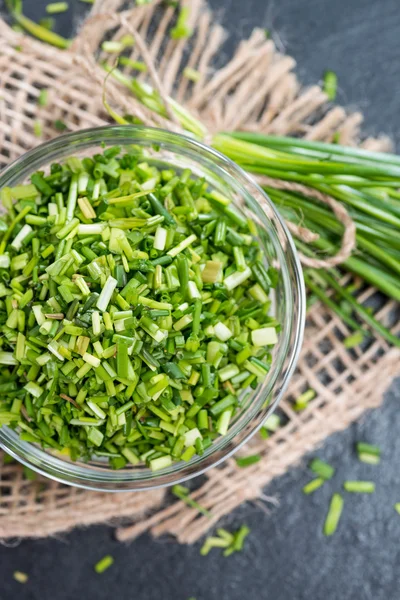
78, 13, 356, 269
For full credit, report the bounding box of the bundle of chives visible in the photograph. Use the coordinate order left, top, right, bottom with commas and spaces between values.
213, 132, 400, 346
0, 145, 278, 470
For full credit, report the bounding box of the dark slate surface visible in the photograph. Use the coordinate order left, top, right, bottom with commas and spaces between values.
1, 1, 400, 599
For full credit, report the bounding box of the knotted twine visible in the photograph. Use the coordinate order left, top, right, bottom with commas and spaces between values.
0, 0, 398, 543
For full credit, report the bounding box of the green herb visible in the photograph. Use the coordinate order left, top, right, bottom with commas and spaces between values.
309, 458, 335, 480
302, 477, 325, 495
323, 70, 338, 101
94, 555, 114, 574
13, 571, 28, 584
343, 480, 375, 493
39, 17, 54, 30
344, 331, 364, 349
38, 89, 48, 107
33, 121, 42, 137
235, 454, 261, 468
356, 442, 381, 465
200, 525, 250, 556
54, 119, 67, 132
0, 146, 278, 469
6, 0, 71, 48
46, 2, 69, 14
294, 388, 315, 411
211, 132, 400, 345
170, 7, 192, 40
172, 485, 211, 517
183, 67, 201, 82
323, 493, 343, 536
118, 57, 147, 72
394, 503, 400, 515
263, 413, 280, 432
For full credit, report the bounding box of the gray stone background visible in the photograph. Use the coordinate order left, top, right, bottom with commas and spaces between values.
0, 1, 399, 598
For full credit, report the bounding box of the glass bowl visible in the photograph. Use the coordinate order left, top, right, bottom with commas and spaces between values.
0, 126, 305, 492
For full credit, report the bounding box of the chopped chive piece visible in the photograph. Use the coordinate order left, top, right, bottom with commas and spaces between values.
38, 89, 48, 106
13, 571, 28, 584
170, 7, 193, 40
235, 454, 261, 468
309, 458, 335, 480
94, 555, 114, 574
303, 477, 325, 495
183, 67, 201, 82
46, 2, 69, 14
294, 388, 315, 411
54, 119, 67, 132
344, 331, 364, 349
323, 70, 338, 101
172, 485, 211, 517
394, 504, 400, 515
323, 493, 343, 536
356, 442, 381, 464
343, 481, 375, 493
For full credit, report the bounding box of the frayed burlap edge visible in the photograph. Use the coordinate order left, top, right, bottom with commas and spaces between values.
0, 0, 398, 543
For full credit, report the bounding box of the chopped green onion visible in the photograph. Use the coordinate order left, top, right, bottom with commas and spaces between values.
343, 481, 375, 493
356, 442, 381, 465
235, 454, 261, 468
172, 484, 211, 517
309, 458, 335, 480
13, 571, 28, 584
344, 331, 364, 349
46, 2, 69, 14
323, 70, 338, 101
303, 477, 325, 495
323, 493, 343, 536
94, 555, 114, 574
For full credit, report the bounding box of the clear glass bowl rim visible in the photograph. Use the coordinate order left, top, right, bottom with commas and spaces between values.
0, 125, 306, 492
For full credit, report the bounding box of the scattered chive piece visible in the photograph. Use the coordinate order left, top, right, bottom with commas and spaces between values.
38, 89, 48, 107
39, 17, 54, 30
309, 458, 335, 480
302, 477, 325, 495
344, 331, 364, 349
394, 504, 400, 515
235, 454, 261, 468
323, 70, 338, 101
172, 485, 211, 517
323, 493, 343, 536
183, 67, 201, 82
263, 413, 281, 432
0, 146, 278, 468
13, 571, 28, 584
46, 2, 69, 14
9, 9, 71, 49
294, 388, 315, 411
118, 57, 147, 72
170, 6, 192, 40
54, 119, 67, 132
33, 121, 42, 137
343, 481, 375, 493
200, 525, 250, 557
356, 442, 381, 464
94, 555, 114, 574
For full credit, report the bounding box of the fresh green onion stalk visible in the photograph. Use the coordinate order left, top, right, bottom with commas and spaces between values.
0, 146, 278, 470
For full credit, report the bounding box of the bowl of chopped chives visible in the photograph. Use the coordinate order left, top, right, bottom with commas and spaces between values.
0, 126, 305, 491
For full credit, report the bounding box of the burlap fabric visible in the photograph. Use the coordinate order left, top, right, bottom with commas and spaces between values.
0, 0, 398, 543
